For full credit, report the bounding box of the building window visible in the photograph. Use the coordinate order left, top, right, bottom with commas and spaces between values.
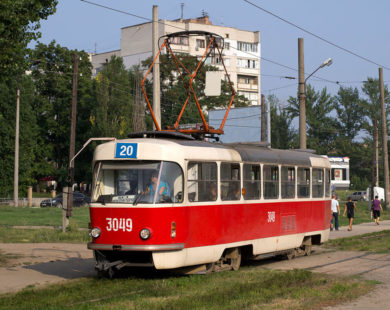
196, 39, 205, 48
237, 59, 258, 69
264, 165, 279, 199
237, 41, 258, 53
224, 42, 230, 50
225, 33, 229, 39
243, 164, 261, 200
170, 36, 189, 46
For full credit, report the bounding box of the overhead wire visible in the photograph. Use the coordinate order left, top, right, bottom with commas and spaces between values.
242, 0, 390, 71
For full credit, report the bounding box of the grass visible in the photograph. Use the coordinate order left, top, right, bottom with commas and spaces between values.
0, 267, 374, 310
0, 225, 90, 243
0, 250, 22, 266
334, 190, 390, 227
327, 230, 390, 253
0, 205, 90, 243
0, 205, 90, 228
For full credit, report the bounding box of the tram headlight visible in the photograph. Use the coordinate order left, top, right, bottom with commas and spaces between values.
140, 228, 151, 240
89, 227, 101, 238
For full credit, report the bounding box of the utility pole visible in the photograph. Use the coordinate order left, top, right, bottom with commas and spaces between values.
67, 53, 79, 219
298, 38, 306, 149
14, 84, 20, 207
261, 94, 266, 142
379, 67, 390, 209
266, 96, 271, 145
152, 5, 161, 130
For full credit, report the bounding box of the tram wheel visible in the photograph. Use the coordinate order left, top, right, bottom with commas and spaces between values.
227, 248, 241, 271
304, 245, 312, 256
286, 249, 296, 260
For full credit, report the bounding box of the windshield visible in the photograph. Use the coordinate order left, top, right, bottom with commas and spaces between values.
92, 161, 183, 204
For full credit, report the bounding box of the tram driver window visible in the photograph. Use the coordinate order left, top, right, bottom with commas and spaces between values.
221, 163, 241, 201
312, 168, 324, 198
187, 162, 217, 202
263, 165, 279, 199
243, 164, 260, 200
298, 167, 310, 198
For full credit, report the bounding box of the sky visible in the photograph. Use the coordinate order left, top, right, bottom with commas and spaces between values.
34, 0, 390, 111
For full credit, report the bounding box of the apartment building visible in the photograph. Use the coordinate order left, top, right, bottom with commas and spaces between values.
91, 15, 261, 105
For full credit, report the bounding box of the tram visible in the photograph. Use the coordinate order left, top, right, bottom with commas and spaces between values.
88, 131, 332, 275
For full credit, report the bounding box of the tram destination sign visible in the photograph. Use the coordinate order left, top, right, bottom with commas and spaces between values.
115, 143, 138, 158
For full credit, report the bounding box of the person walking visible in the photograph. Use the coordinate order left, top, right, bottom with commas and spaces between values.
371, 195, 383, 225
330, 194, 340, 231
343, 197, 357, 231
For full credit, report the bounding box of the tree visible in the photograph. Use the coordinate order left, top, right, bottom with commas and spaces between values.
0, 75, 39, 196
91, 56, 133, 138
361, 78, 390, 188
334, 86, 365, 141
30, 41, 93, 189
287, 84, 337, 154
0, 0, 57, 78
268, 95, 296, 149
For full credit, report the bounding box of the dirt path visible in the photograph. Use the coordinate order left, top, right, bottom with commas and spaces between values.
1, 220, 390, 310
0, 243, 94, 294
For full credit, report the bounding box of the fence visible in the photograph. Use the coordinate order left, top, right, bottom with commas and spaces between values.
0, 198, 46, 207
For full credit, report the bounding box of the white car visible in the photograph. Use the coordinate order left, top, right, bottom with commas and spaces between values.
347, 191, 367, 201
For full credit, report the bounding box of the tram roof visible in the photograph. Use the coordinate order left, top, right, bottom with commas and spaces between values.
93, 137, 329, 168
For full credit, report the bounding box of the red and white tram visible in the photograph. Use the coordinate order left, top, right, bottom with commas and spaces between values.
88, 132, 332, 275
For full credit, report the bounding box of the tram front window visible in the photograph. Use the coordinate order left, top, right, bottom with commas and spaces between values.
92, 161, 183, 204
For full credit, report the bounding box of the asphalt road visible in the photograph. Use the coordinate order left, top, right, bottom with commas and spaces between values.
0, 220, 390, 310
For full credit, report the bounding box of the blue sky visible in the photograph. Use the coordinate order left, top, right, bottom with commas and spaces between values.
35, 0, 390, 108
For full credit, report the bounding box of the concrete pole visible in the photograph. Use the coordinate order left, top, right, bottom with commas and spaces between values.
298, 38, 306, 149
152, 5, 161, 129
67, 53, 78, 218
27, 186, 32, 207
261, 94, 266, 141
266, 96, 271, 145
62, 187, 69, 232
379, 68, 390, 209
14, 86, 20, 207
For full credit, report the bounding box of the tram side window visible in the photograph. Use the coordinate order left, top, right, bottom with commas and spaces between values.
297, 167, 310, 198
221, 163, 241, 201
281, 166, 295, 198
312, 168, 324, 198
325, 169, 331, 197
263, 165, 279, 199
243, 164, 261, 200
187, 162, 217, 202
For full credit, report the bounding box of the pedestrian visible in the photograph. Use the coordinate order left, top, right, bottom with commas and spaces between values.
330, 194, 340, 231
371, 195, 383, 225
343, 197, 357, 231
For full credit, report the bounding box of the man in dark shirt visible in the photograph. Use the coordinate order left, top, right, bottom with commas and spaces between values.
343, 197, 357, 231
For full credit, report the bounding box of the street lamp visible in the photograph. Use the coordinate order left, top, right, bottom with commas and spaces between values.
304, 58, 333, 83
298, 38, 333, 149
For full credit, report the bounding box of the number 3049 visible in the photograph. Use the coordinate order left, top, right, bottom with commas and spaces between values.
106, 218, 132, 232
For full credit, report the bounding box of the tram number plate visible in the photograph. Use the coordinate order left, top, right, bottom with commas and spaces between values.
115, 143, 138, 158
106, 218, 132, 232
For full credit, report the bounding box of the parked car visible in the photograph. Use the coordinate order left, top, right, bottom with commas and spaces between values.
40, 192, 90, 208
347, 191, 367, 201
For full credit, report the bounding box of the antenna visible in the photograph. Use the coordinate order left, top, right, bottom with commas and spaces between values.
181, 3, 184, 19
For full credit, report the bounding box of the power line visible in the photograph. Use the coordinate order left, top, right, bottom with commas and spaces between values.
81, 0, 343, 86
243, 0, 390, 71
